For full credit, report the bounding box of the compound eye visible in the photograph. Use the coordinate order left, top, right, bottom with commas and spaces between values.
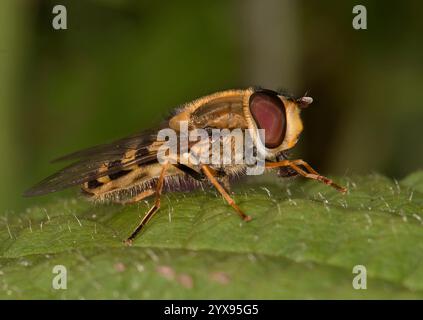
249, 91, 286, 148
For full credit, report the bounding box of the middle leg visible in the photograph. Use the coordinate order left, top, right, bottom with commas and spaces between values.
201, 164, 251, 221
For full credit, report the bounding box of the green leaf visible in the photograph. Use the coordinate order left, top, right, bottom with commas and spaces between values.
1, 172, 423, 299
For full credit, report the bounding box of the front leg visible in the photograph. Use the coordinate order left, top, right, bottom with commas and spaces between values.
266, 159, 347, 193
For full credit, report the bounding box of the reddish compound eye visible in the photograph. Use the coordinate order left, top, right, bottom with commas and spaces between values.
249, 91, 287, 148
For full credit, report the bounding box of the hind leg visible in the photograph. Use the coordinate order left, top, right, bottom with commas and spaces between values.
124, 163, 169, 245
114, 189, 155, 205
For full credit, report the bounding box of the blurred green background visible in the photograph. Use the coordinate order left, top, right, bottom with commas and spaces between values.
0, 0, 422, 214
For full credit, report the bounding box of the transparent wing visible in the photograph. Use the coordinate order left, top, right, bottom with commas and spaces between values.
51, 129, 157, 163
24, 130, 162, 197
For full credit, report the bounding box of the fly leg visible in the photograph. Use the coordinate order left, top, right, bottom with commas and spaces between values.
201, 164, 251, 222
124, 163, 169, 245
115, 189, 155, 205
265, 159, 347, 193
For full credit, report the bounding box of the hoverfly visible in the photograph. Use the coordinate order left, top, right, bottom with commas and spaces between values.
25, 87, 346, 245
